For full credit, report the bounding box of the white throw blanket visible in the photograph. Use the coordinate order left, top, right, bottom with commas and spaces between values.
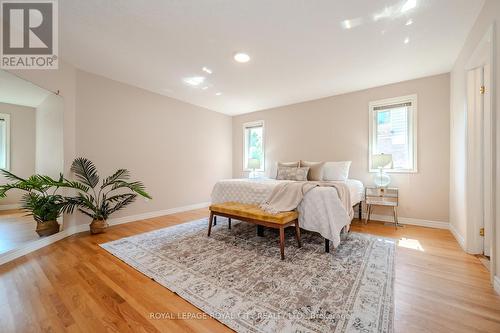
259, 181, 318, 214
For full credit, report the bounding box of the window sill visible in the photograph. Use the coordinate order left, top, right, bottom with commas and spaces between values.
369, 169, 418, 174
243, 169, 265, 172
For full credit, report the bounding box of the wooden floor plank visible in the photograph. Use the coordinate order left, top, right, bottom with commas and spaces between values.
0, 209, 499, 333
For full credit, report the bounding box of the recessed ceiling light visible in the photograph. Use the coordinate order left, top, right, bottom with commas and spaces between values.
404, 37, 410, 44
341, 20, 352, 29
405, 19, 413, 26
341, 17, 362, 30
234, 52, 250, 63
401, 0, 416, 13
202, 67, 213, 74
201, 86, 209, 90
215, 92, 222, 96
183, 76, 205, 86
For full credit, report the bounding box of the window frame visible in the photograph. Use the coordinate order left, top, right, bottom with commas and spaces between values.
0, 113, 11, 171
242, 120, 265, 172
368, 94, 418, 173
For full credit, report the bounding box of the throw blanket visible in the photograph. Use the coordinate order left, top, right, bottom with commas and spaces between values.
260, 181, 353, 219
259, 181, 317, 214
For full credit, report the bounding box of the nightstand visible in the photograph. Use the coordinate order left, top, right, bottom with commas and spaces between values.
365, 187, 401, 228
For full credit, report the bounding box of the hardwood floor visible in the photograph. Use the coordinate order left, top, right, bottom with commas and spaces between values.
0, 209, 499, 332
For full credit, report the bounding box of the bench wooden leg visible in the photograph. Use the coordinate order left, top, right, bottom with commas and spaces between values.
208, 212, 214, 236
257, 225, 264, 237
279, 227, 285, 260
213, 216, 217, 226
294, 220, 301, 248
228, 217, 231, 229
325, 238, 330, 253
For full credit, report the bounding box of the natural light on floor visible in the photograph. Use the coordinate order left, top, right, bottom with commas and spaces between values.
398, 237, 425, 251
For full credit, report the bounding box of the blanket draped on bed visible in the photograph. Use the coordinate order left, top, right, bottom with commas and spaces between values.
260, 181, 353, 219
259, 181, 317, 214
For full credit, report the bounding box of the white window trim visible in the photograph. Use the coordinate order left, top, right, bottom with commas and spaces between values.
243, 120, 265, 172
0, 113, 11, 171
368, 94, 418, 173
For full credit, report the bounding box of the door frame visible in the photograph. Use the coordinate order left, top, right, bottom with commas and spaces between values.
465, 23, 496, 281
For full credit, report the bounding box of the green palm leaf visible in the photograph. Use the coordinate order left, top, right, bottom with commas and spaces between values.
71, 157, 99, 188
101, 169, 130, 188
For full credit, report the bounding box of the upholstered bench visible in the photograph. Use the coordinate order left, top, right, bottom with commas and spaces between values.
208, 202, 301, 260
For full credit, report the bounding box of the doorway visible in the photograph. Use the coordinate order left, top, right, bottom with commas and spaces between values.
464, 24, 495, 280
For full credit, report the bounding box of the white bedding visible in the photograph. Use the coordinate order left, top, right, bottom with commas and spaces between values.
211, 178, 364, 247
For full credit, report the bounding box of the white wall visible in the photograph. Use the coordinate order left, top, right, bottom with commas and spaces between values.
36, 94, 64, 178
449, 0, 500, 282
233, 74, 450, 223
75, 70, 232, 219
0, 103, 36, 206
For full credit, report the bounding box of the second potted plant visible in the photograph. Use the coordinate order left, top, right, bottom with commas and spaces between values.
63, 157, 152, 234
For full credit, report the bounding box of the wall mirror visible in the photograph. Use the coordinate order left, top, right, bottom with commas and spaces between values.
0, 69, 64, 255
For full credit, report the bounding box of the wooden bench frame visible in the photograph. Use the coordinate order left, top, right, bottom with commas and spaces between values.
208, 211, 301, 260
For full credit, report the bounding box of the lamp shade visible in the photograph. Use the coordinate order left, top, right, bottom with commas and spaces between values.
372, 154, 393, 169
247, 158, 261, 169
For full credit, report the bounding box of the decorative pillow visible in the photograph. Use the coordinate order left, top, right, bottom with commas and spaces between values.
300, 160, 325, 181
322, 161, 352, 181
276, 167, 310, 181
271, 161, 300, 179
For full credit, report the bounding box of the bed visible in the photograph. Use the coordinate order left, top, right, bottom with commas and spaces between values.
211, 178, 364, 248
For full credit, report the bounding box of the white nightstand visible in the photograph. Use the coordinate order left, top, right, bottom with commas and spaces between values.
365, 187, 401, 228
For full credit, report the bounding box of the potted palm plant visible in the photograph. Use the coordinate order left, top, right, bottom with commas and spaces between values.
0, 171, 86, 237
62, 157, 152, 234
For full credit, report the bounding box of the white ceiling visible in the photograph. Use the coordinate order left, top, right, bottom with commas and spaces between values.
0, 70, 51, 108
60, 0, 484, 115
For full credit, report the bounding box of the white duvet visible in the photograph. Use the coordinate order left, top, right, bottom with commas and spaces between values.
211, 178, 360, 247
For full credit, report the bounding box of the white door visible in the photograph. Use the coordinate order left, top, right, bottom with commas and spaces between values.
466, 67, 484, 255
466, 65, 492, 257
482, 63, 492, 257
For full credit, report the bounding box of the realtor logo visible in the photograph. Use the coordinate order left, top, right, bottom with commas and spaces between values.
1, 0, 58, 69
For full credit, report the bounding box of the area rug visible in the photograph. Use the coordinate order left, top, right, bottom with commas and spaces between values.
101, 218, 395, 333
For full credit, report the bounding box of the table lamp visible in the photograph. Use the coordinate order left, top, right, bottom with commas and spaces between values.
247, 159, 261, 179
372, 153, 392, 187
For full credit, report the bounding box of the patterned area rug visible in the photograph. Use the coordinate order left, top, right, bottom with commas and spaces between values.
101, 218, 395, 333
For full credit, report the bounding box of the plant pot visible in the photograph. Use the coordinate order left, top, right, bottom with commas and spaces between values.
36, 220, 60, 237
90, 219, 108, 234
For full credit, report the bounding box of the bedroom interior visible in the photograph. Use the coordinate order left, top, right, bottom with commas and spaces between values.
0, 0, 499, 332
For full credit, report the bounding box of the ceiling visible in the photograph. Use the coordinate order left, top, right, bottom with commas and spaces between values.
60, 0, 484, 115
0, 70, 51, 108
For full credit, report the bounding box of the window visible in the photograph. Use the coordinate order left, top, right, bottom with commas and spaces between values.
243, 121, 265, 171
369, 95, 417, 172
0, 113, 10, 170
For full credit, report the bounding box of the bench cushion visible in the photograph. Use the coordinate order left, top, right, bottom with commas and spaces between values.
210, 202, 298, 225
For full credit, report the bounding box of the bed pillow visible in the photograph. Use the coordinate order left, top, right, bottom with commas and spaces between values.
278, 161, 300, 167
300, 160, 325, 181
276, 166, 310, 181
322, 161, 352, 181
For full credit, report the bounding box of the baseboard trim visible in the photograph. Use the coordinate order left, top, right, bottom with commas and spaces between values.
0, 204, 21, 211
0, 201, 211, 266
363, 213, 449, 229
494, 276, 500, 295
449, 223, 466, 250
107, 202, 211, 227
